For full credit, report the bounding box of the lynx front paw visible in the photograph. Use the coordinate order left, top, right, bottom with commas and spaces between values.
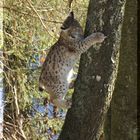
94, 32, 106, 43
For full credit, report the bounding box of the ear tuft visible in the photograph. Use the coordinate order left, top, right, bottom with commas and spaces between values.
69, 11, 74, 19
61, 11, 75, 30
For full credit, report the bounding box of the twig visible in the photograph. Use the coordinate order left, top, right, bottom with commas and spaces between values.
0, 60, 14, 72
13, 86, 27, 140
4, 31, 28, 44
2, 6, 62, 24
25, 0, 55, 39
68, 0, 74, 11
13, 86, 20, 116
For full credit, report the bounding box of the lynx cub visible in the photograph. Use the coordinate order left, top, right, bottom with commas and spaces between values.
39, 12, 106, 109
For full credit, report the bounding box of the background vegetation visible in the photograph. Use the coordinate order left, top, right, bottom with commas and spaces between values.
3, 0, 88, 139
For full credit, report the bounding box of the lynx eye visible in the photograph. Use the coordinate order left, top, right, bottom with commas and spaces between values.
70, 34, 76, 38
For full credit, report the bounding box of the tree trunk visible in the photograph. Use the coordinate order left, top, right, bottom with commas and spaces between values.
58, 0, 126, 140
104, 0, 137, 139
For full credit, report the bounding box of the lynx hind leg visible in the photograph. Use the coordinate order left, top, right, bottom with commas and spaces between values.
51, 83, 72, 109
53, 98, 72, 109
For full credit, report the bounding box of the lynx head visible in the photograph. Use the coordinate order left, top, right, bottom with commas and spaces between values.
60, 12, 84, 42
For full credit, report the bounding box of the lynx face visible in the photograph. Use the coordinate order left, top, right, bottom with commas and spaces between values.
60, 12, 84, 42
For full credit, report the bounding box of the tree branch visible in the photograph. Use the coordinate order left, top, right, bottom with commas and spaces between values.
25, 0, 57, 39
2, 6, 62, 24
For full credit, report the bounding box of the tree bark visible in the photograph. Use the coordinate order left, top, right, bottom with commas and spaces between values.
104, 0, 137, 139
58, 0, 126, 140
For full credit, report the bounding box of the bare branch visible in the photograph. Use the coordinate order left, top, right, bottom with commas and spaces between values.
25, 0, 55, 39
2, 6, 62, 24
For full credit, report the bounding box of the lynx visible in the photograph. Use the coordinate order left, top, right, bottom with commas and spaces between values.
39, 12, 106, 109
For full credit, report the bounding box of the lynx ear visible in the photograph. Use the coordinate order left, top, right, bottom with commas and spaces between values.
61, 11, 74, 30
68, 11, 74, 19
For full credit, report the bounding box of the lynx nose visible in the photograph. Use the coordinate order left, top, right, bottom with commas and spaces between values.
39, 87, 44, 92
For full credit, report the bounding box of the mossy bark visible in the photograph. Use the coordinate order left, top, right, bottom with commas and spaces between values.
58, 0, 126, 140
104, 0, 137, 139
